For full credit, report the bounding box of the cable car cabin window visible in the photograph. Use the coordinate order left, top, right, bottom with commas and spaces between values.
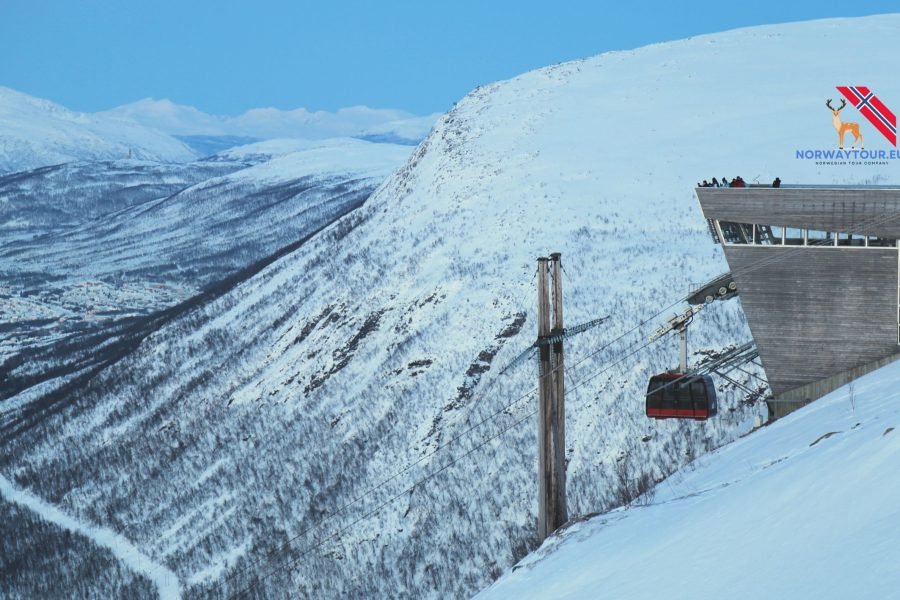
690, 380, 707, 402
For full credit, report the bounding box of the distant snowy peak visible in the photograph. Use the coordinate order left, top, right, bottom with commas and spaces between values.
0, 86, 196, 174
217, 138, 415, 182
0, 86, 84, 123
103, 97, 225, 136
0, 85, 439, 173
102, 98, 441, 145
205, 137, 409, 166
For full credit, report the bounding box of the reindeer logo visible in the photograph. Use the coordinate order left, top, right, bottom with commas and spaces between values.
826, 98, 864, 149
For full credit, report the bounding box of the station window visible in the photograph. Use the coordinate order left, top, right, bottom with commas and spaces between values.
716, 221, 894, 250
755, 225, 781, 245
785, 228, 804, 246
769, 226, 784, 244
806, 230, 834, 247
836, 232, 865, 247
718, 221, 751, 244
868, 236, 896, 248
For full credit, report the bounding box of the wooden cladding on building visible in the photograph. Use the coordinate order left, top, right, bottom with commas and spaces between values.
723, 246, 897, 396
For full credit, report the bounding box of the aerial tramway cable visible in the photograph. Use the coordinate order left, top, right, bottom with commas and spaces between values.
217, 285, 697, 597
226, 199, 883, 595
226, 392, 540, 600
214, 274, 546, 594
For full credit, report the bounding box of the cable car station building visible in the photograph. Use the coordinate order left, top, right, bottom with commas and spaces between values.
696, 186, 900, 418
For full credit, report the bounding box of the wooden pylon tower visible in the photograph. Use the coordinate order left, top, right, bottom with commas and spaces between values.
537, 253, 567, 543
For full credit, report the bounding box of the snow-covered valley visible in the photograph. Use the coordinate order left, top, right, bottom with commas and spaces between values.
3, 14, 900, 600
0, 138, 412, 417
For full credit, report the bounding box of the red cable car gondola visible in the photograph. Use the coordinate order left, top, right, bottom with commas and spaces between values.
645, 373, 718, 420
645, 305, 718, 421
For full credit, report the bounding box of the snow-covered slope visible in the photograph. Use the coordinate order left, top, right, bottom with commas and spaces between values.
2, 14, 899, 599
0, 87, 196, 173
204, 136, 404, 165
477, 360, 900, 599
0, 159, 239, 239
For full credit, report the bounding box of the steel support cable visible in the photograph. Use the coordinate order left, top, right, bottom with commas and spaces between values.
501, 266, 543, 371
640, 342, 760, 400
693, 342, 758, 375
216, 347, 554, 595
504, 266, 699, 377
728, 363, 769, 386
219, 302, 671, 597
714, 362, 769, 397
712, 352, 761, 379
690, 343, 758, 378
716, 371, 757, 395
566, 336, 661, 401
217, 265, 561, 594
228, 402, 539, 600
501, 294, 687, 379
716, 348, 759, 374
216, 275, 543, 593
219, 269, 735, 596
222, 295, 714, 598
213, 371, 539, 596
563, 299, 683, 375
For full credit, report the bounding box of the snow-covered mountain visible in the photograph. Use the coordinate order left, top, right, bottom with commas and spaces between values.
0, 88, 437, 174
0, 87, 196, 173
2, 14, 899, 600
476, 360, 900, 599
102, 97, 441, 146
0, 138, 412, 406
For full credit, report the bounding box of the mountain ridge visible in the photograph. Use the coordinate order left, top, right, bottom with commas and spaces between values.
101, 97, 440, 146
0, 86, 439, 173
0, 86, 196, 173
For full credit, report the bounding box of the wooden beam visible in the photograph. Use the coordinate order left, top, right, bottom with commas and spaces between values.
536, 257, 552, 542
549, 252, 568, 532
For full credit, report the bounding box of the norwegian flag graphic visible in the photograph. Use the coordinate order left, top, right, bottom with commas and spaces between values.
836, 86, 897, 146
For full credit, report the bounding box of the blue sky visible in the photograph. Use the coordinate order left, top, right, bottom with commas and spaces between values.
1, 1, 897, 116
